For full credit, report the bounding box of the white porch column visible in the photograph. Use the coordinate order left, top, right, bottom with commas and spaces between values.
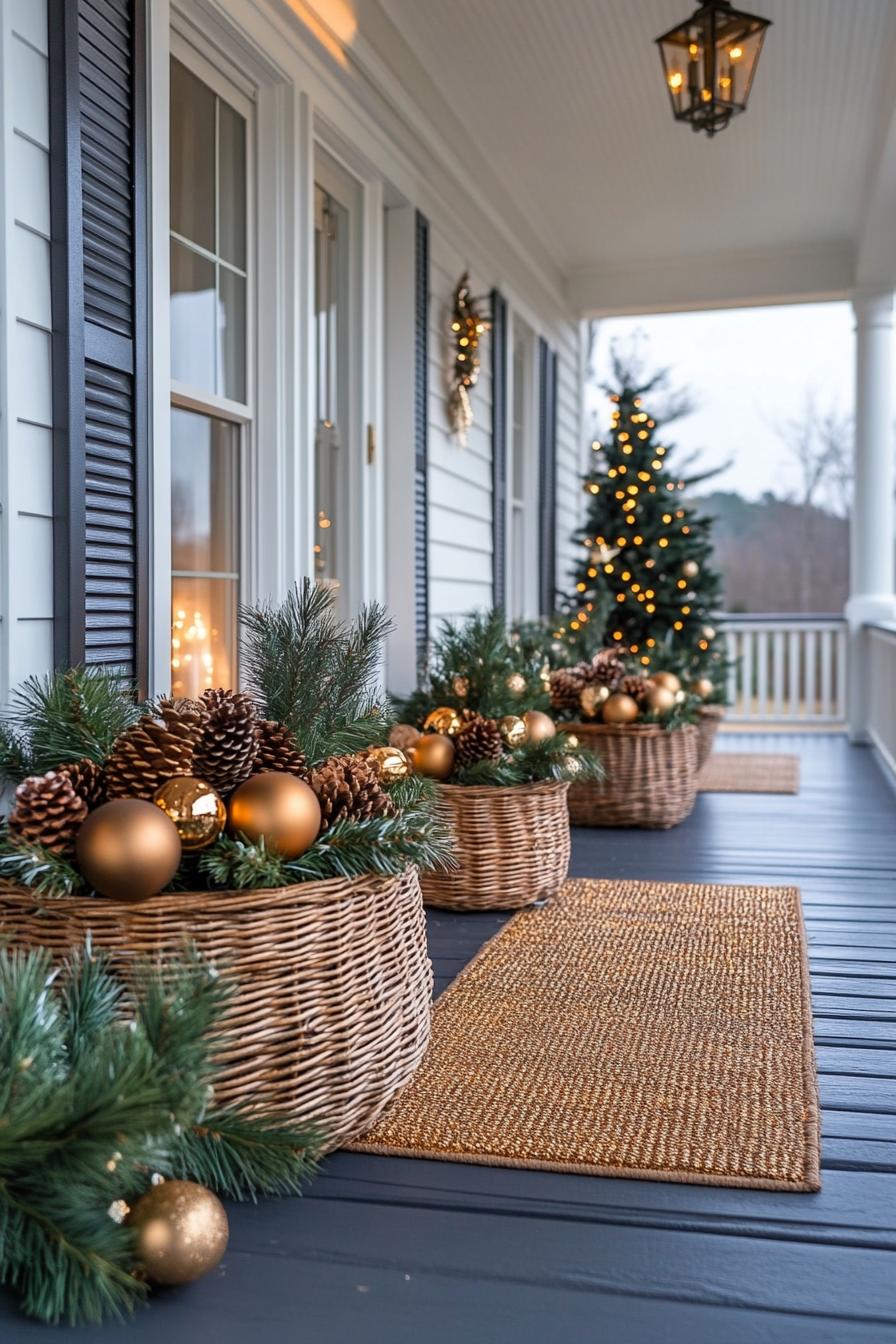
846, 289, 896, 741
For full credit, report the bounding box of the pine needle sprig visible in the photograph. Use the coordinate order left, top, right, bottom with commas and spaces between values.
450, 736, 604, 787
171, 1106, 319, 1201
2, 667, 146, 781
0, 829, 87, 898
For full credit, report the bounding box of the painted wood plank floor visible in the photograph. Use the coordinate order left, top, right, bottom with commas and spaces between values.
3, 733, 895, 1343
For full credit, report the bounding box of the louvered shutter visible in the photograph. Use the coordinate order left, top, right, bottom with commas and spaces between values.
414, 211, 430, 671
491, 289, 508, 610
49, 0, 149, 688
538, 338, 558, 616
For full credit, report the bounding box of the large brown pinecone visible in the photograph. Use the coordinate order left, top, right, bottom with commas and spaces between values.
59, 757, 106, 808
254, 719, 307, 778
549, 666, 586, 713
619, 674, 650, 704
455, 715, 504, 767
193, 689, 259, 795
591, 648, 626, 690
309, 753, 393, 832
105, 698, 207, 800
8, 770, 88, 854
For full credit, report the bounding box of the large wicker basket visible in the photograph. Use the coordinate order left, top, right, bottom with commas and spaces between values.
0, 868, 432, 1150
419, 779, 570, 911
696, 704, 726, 770
566, 722, 699, 829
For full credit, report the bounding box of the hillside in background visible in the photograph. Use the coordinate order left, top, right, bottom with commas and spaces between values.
696, 491, 849, 614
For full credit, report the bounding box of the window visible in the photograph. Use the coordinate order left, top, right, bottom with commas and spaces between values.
509, 318, 538, 621
169, 53, 251, 696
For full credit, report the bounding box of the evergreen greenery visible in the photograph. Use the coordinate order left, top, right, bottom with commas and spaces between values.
0, 945, 319, 1326
450, 736, 604, 787
0, 828, 87, 897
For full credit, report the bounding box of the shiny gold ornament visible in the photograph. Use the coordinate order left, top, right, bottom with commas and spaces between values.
409, 732, 455, 780
523, 709, 557, 742
650, 670, 682, 694
560, 754, 582, 777
505, 672, 527, 697
76, 799, 182, 901
692, 677, 715, 700
365, 745, 411, 782
702, 625, 716, 641
152, 776, 225, 853
227, 772, 321, 858
389, 722, 421, 752
682, 559, 700, 579
539, 661, 551, 693
579, 684, 610, 719
498, 715, 528, 748
451, 675, 470, 698
563, 733, 580, 749
645, 684, 677, 714
129, 1180, 228, 1285
602, 692, 640, 725
423, 706, 463, 737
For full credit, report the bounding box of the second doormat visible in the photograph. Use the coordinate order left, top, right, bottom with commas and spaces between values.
698, 751, 800, 794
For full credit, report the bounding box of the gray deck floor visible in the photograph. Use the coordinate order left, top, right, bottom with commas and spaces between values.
3, 734, 896, 1342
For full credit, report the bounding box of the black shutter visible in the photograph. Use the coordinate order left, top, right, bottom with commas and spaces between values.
49, 0, 149, 688
414, 211, 430, 672
538, 338, 558, 617
490, 289, 508, 610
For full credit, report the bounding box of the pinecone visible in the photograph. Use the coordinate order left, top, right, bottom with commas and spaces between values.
254, 719, 308, 778
193, 689, 259, 795
389, 722, 421, 752
309, 753, 393, 832
105, 698, 207, 800
455, 715, 504, 767
591, 648, 626, 690
59, 757, 106, 808
619, 674, 650, 704
8, 770, 88, 854
549, 666, 586, 713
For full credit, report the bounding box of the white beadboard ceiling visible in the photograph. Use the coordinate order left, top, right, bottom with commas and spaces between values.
378, 0, 896, 281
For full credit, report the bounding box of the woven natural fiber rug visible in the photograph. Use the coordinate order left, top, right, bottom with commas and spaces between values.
699, 751, 800, 794
351, 878, 820, 1192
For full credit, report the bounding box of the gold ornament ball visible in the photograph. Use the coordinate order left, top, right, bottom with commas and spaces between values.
498, 714, 528, 748
389, 722, 421, 752
423, 706, 462, 737
645, 684, 677, 714
523, 709, 557, 742
579, 684, 609, 719
682, 559, 700, 579
602, 692, 640, 725
451, 674, 470, 698
129, 1180, 228, 1286
563, 733, 580, 749
506, 672, 527, 697
76, 799, 182, 901
409, 732, 455, 780
692, 677, 715, 700
702, 625, 716, 642
227, 772, 321, 859
152, 776, 225, 853
365, 745, 411, 782
650, 670, 681, 694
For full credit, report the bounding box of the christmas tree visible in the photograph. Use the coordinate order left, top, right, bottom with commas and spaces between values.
561, 361, 725, 689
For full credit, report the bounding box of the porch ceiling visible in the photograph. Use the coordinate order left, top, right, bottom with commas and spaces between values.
376, 0, 896, 314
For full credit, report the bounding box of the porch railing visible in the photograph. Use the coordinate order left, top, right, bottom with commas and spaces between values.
867, 623, 896, 773
719, 614, 848, 725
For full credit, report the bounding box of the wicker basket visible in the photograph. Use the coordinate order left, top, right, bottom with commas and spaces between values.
696, 704, 726, 770
0, 868, 432, 1150
419, 779, 571, 911
566, 722, 699, 829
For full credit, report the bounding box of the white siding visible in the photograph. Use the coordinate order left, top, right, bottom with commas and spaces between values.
0, 0, 54, 700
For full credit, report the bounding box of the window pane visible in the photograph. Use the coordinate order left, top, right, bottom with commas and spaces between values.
218, 100, 246, 269
171, 407, 239, 574
171, 577, 238, 699
313, 184, 350, 606
170, 241, 216, 391
170, 58, 215, 252
218, 267, 246, 403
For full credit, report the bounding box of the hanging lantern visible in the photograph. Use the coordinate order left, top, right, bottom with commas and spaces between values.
656, 1, 771, 138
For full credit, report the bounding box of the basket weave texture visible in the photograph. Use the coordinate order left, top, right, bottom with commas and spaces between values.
419, 779, 570, 911
0, 868, 433, 1150
696, 704, 726, 770
566, 722, 698, 829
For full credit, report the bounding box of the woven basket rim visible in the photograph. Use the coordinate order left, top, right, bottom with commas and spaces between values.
698, 704, 727, 720
562, 720, 698, 738
435, 778, 571, 800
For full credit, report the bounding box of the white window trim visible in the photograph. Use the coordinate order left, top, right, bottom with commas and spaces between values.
507, 311, 541, 622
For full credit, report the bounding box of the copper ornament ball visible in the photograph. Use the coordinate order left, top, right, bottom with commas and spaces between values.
129, 1180, 228, 1286
76, 798, 182, 901
645, 683, 677, 714
602, 692, 640, 725
227, 772, 321, 859
409, 732, 455, 779
505, 672, 527, 697
498, 714, 528, 748
365, 744, 411, 782
523, 709, 556, 742
650, 670, 681, 694
682, 559, 700, 579
423, 706, 462, 737
152, 776, 225, 853
692, 677, 715, 700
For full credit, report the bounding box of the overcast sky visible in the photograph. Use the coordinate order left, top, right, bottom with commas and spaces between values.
590, 302, 855, 501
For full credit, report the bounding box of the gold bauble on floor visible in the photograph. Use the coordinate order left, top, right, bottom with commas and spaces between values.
602, 692, 640, 724
650, 670, 681, 694
498, 715, 528, 748
645, 683, 677, 714
692, 677, 715, 700
523, 709, 556, 742
152, 776, 225, 852
129, 1180, 228, 1285
410, 732, 455, 779
365, 745, 412, 782
423, 706, 462, 737
227, 772, 321, 858
75, 799, 182, 900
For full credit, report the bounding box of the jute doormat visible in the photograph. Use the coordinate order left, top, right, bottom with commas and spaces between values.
351, 879, 820, 1192
698, 752, 800, 794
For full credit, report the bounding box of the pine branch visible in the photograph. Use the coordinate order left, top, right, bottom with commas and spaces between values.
171, 1106, 319, 1201
0, 829, 88, 899
405, 609, 551, 721
4, 667, 145, 776
450, 736, 603, 787
0, 722, 33, 786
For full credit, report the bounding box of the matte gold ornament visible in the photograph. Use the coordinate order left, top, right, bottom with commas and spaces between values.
76, 799, 181, 901
409, 733, 455, 780
650, 670, 682, 693
227, 772, 321, 858
645, 684, 677, 714
523, 709, 557, 742
505, 672, 527, 697
692, 677, 715, 700
498, 715, 528, 748
152, 776, 225, 853
602, 692, 640, 725
365, 745, 412, 782
451, 675, 470, 698
423, 706, 462, 737
682, 559, 700, 579
129, 1180, 228, 1286
579, 684, 610, 719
